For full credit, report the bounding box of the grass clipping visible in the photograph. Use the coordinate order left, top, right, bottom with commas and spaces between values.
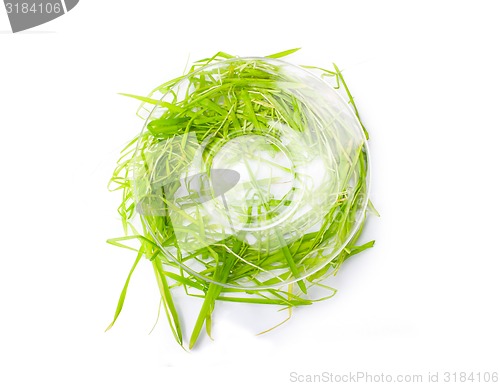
107, 49, 376, 349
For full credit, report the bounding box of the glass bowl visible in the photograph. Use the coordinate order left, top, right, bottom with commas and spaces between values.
131, 57, 370, 289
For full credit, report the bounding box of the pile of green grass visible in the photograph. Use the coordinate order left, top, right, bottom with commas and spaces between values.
106, 49, 376, 349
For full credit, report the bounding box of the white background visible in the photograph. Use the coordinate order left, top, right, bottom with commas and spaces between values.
1, 1, 499, 385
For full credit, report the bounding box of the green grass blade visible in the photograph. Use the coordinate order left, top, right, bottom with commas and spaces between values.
266, 48, 301, 59
152, 255, 183, 346
105, 249, 143, 332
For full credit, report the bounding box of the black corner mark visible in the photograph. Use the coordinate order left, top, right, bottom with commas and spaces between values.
4, 0, 79, 33
64, 0, 77, 11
